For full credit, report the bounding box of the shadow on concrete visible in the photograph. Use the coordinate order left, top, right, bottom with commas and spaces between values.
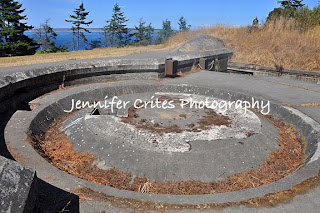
0, 104, 80, 212
0, 101, 32, 159
33, 178, 79, 213
0, 111, 15, 160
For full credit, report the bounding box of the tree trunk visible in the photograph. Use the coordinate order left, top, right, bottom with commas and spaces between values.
39, 24, 43, 51
72, 29, 75, 51
104, 32, 107, 48
77, 28, 80, 51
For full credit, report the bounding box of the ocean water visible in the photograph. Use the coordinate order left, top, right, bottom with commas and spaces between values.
25, 31, 159, 51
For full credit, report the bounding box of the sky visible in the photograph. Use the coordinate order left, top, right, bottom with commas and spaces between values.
19, 0, 319, 30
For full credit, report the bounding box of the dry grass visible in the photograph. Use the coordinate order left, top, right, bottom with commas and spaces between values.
0, 44, 167, 68
1, 19, 320, 70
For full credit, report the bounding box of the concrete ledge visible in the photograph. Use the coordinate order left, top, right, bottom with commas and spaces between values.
228, 62, 320, 84
0, 155, 37, 213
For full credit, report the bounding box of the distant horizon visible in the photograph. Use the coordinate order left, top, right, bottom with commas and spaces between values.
19, 0, 319, 30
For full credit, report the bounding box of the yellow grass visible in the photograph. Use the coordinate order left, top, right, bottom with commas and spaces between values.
0, 44, 167, 68
1, 19, 320, 70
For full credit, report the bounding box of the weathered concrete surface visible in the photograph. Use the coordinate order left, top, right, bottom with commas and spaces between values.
229, 62, 320, 78
173, 34, 226, 53
0, 34, 232, 88
4, 74, 320, 210
57, 88, 281, 183
62, 95, 276, 182
77, 72, 320, 213
0, 155, 37, 213
297, 106, 320, 124
80, 185, 320, 213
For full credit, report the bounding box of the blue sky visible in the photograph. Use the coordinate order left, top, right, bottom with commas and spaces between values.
19, 0, 319, 29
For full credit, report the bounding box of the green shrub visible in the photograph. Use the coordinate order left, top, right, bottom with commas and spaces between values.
36, 47, 68, 54
267, 5, 320, 31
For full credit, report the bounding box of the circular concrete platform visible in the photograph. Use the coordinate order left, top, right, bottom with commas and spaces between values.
4, 71, 320, 211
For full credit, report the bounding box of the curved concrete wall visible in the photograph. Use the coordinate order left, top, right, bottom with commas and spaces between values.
0, 50, 232, 113
0, 49, 232, 212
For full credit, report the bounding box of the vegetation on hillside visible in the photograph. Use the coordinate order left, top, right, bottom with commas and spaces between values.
1, 0, 320, 71
268, 0, 320, 31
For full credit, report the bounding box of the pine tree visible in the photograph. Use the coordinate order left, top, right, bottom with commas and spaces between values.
34, 19, 66, 53
159, 19, 174, 42
134, 18, 147, 43
133, 18, 154, 45
87, 40, 101, 50
65, 2, 93, 51
278, 0, 305, 9
0, 0, 38, 57
145, 23, 155, 44
34, 24, 44, 51
178, 16, 191, 31
41, 19, 57, 51
104, 3, 131, 47
103, 18, 115, 47
71, 27, 76, 51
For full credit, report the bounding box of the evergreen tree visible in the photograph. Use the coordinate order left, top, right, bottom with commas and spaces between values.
178, 16, 191, 31
145, 23, 155, 44
103, 18, 115, 47
87, 40, 101, 50
268, 0, 305, 20
104, 3, 131, 47
34, 23, 43, 50
71, 26, 76, 51
158, 19, 174, 43
34, 19, 66, 53
133, 18, 154, 45
65, 2, 93, 51
41, 19, 57, 50
134, 18, 147, 42
101, 24, 109, 48
278, 0, 305, 9
0, 0, 38, 57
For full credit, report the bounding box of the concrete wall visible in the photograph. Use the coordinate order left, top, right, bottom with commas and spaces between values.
0, 50, 232, 212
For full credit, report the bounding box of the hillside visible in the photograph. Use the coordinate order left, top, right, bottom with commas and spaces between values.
1, 19, 320, 71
